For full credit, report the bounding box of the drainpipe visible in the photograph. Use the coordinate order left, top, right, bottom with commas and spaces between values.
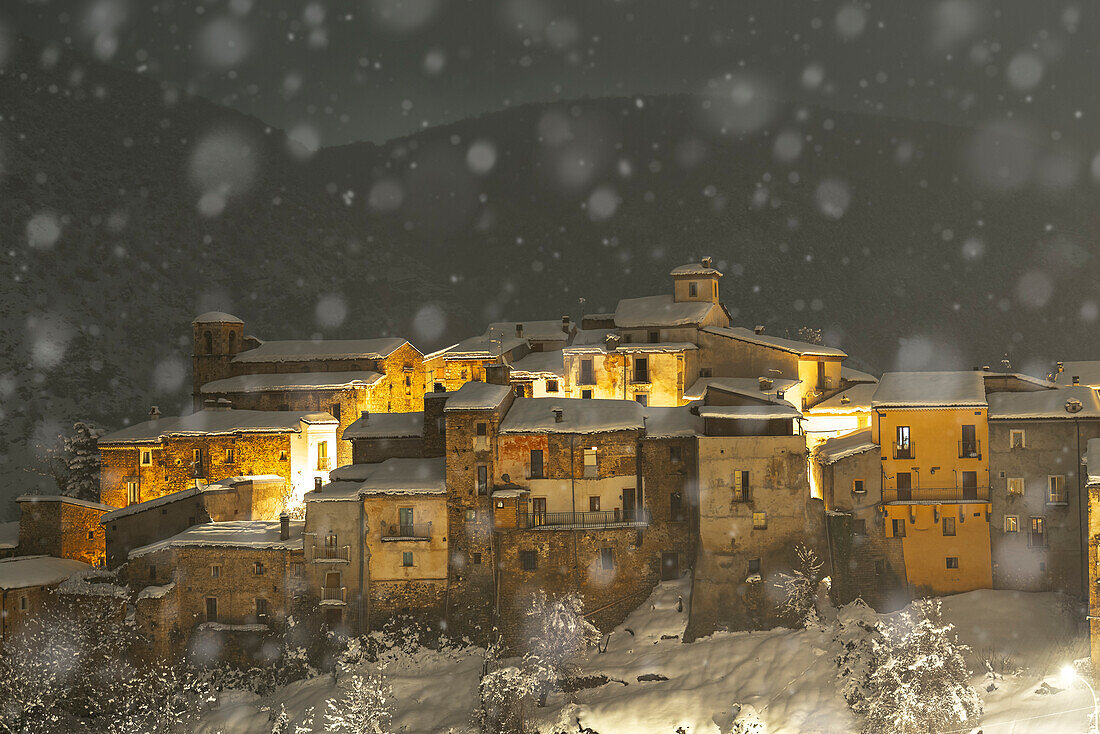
359, 498, 366, 635
572, 434, 579, 571
1076, 415, 1085, 600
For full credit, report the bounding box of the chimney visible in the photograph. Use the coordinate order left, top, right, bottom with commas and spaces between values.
561, 315, 570, 334
1058, 361, 1065, 373
604, 333, 620, 351
758, 376, 773, 390
553, 407, 564, 423
841, 395, 850, 404
203, 398, 217, 410
515, 323, 524, 337
279, 513, 290, 541
754, 325, 765, 335
981, 365, 991, 372
360, 410, 369, 422
702, 256, 713, 269
149, 405, 161, 420
314, 476, 323, 494
1073, 375, 1081, 386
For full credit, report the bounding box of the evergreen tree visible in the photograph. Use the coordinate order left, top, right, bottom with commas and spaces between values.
524, 590, 601, 691
63, 421, 104, 502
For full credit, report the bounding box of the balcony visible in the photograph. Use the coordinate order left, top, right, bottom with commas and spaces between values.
320, 586, 347, 605
380, 522, 432, 541
519, 508, 651, 530
311, 543, 350, 562
883, 486, 990, 504
958, 440, 982, 459
892, 442, 915, 460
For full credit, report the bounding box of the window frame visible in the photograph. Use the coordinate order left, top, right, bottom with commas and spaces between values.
752, 511, 767, 530
139, 449, 152, 466
520, 549, 537, 571
402, 551, 414, 568
942, 516, 956, 536
1007, 477, 1024, 496
1010, 429, 1026, 449
1004, 515, 1019, 533
946, 556, 960, 570
852, 479, 865, 494
1047, 475, 1067, 505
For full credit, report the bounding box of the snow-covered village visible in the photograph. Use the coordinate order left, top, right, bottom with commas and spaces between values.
5, 1, 1100, 733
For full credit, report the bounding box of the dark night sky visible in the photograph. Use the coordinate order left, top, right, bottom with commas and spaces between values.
4, 0, 1094, 146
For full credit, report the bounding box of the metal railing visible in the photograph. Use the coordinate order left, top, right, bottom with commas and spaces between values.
892, 442, 915, 460
312, 543, 350, 561
519, 508, 651, 529
380, 522, 432, 541
883, 486, 990, 503
320, 586, 347, 603
958, 440, 982, 459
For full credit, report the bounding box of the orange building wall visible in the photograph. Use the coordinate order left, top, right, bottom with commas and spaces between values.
885, 503, 992, 595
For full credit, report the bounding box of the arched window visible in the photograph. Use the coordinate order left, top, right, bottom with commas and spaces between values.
228, 331, 236, 354
203, 330, 213, 354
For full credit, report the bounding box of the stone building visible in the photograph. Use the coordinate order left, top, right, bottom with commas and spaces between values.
126, 518, 304, 657
1085, 439, 1100, 673
508, 350, 567, 399
424, 332, 528, 394
987, 386, 1100, 598
14, 495, 113, 566
0, 522, 16, 560
0, 555, 92, 640
561, 339, 698, 406
100, 475, 286, 568
190, 311, 425, 417
812, 429, 908, 612
341, 391, 449, 464
98, 407, 337, 510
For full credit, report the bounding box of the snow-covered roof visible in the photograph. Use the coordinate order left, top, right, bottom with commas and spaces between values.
643, 405, 703, 438
669, 262, 722, 277
488, 320, 572, 342
806, 383, 877, 414
128, 519, 304, 558
342, 411, 424, 439
510, 350, 566, 378
1088, 439, 1100, 486
193, 312, 243, 324
841, 366, 879, 384
683, 376, 800, 402
0, 521, 18, 549
56, 570, 129, 598
308, 458, 447, 501
15, 494, 116, 512
444, 333, 526, 359
0, 555, 92, 591
444, 382, 512, 411
570, 328, 615, 346
500, 398, 645, 434
201, 371, 383, 394
703, 326, 847, 358
100, 475, 283, 523
1053, 362, 1100, 387
137, 582, 176, 600
872, 371, 987, 408
232, 338, 409, 363
99, 409, 336, 444
614, 295, 714, 328
616, 342, 699, 354
988, 386, 1100, 420
698, 405, 802, 420
491, 487, 528, 498
813, 429, 878, 465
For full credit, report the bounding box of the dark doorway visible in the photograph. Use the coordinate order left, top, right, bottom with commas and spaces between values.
622, 488, 636, 522
962, 471, 978, 500
661, 552, 679, 581
896, 471, 912, 501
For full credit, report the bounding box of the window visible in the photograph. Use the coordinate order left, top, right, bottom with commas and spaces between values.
472, 552, 482, 565
580, 358, 595, 385
622, 333, 633, 343
140, 450, 152, 466
583, 447, 597, 477
633, 357, 649, 383
699, 367, 712, 378
291, 562, 303, 578
193, 448, 203, 464
1007, 477, 1024, 496
634, 393, 649, 407
732, 470, 749, 501
211, 565, 221, 579
874, 559, 885, 575
205, 597, 217, 622
670, 445, 682, 464
688, 282, 698, 298
330, 403, 341, 422
853, 479, 865, 494
126, 482, 139, 504
520, 550, 537, 571
149, 564, 157, 579
1029, 517, 1046, 547
317, 441, 329, 470
1005, 515, 1019, 533
87, 530, 94, 540
547, 379, 559, 393
895, 426, 912, 458
853, 519, 867, 535
19, 596, 27, 611
399, 507, 414, 535
752, 511, 767, 529
670, 492, 683, 522
530, 449, 544, 479
465, 509, 476, 521
434, 382, 444, 392
589, 496, 601, 512
648, 330, 660, 343
279, 450, 288, 461
255, 598, 268, 619
748, 558, 761, 574
946, 557, 960, 569
1010, 429, 1026, 449
225, 447, 235, 464
253, 562, 265, 576
942, 517, 956, 536
1048, 476, 1066, 504
891, 519, 906, 538
581, 389, 593, 399
514, 385, 525, 397
203, 330, 213, 354
477, 465, 488, 495
228, 332, 236, 352
402, 551, 413, 567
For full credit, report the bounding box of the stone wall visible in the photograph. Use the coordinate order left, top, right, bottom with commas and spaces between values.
367, 578, 447, 632
17, 498, 108, 566
352, 436, 425, 464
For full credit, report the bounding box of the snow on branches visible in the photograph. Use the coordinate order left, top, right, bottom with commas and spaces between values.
773, 543, 825, 627
324, 671, 394, 734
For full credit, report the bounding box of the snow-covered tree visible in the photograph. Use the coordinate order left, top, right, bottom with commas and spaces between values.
523, 590, 601, 690
271, 704, 315, 734
833, 599, 884, 713
63, 421, 104, 501
477, 663, 539, 733
773, 543, 824, 627
862, 599, 982, 734
324, 671, 394, 734
797, 326, 823, 345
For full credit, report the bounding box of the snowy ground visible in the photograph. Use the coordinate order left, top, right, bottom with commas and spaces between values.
196, 579, 1095, 733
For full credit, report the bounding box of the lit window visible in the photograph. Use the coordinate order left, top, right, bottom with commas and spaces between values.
1005, 516, 1019, 533
733, 471, 750, 502
752, 511, 767, 529
1030, 517, 1046, 547
583, 447, 597, 477
1048, 476, 1066, 504
140, 450, 152, 466
1010, 429, 1026, 449
465, 509, 476, 521
1007, 478, 1024, 495
126, 482, 139, 505
225, 448, 235, 464
253, 562, 265, 576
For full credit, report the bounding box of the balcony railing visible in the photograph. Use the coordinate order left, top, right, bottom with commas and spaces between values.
380, 522, 432, 541
958, 440, 982, 459
883, 486, 990, 503
519, 508, 651, 530
320, 586, 347, 604
312, 543, 350, 562
892, 442, 915, 460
